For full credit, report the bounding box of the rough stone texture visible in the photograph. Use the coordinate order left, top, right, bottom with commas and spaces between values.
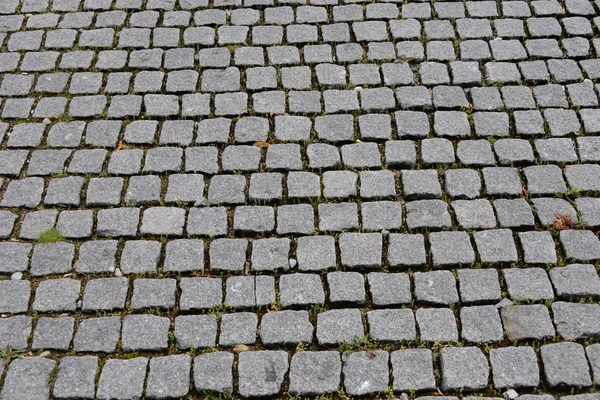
2, 2, 600, 397
391, 349, 436, 391
441, 347, 489, 391
489, 346, 540, 389
540, 342, 592, 387
289, 351, 341, 396
342, 350, 389, 395
501, 305, 556, 341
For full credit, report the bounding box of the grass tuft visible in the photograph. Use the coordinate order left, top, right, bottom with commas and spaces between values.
37, 228, 65, 244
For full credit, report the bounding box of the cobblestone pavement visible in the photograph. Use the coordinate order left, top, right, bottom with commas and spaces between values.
1, 0, 600, 399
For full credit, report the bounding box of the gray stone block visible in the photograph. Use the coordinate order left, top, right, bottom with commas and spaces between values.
238, 351, 288, 398
367, 272, 411, 306
549, 264, 600, 299
328, 271, 365, 305
339, 233, 382, 269
53, 356, 98, 400
82, 278, 128, 312
146, 355, 191, 399
490, 346, 540, 389
260, 310, 313, 345
73, 316, 121, 353
416, 308, 459, 342
552, 301, 600, 340
368, 309, 416, 342
503, 268, 554, 301
414, 270, 459, 305
501, 305, 555, 341
32, 316, 74, 350
121, 314, 170, 351
1, 357, 56, 400
541, 342, 592, 387
97, 358, 148, 400
460, 305, 504, 343
33, 278, 80, 312
342, 350, 389, 396
391, 349, 436, 391
289, 351, 341, 396
457, 269, 502, 303
388, 234, 427, 267
317, 308, 365, 345
193, 352, 234, 394
219, 312, 257, 346
441, 347, 489, 391
175, 315, 217, 349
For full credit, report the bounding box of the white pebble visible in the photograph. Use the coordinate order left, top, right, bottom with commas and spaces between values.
10, 272, 22, 280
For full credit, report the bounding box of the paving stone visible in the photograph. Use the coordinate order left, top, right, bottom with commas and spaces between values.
53, 356, 98, 400
33, 278, 80, 312
238, 351, 288, 397
501, 305, 556, 341
457, 269, 502, 303
461, 305, 504, 343
260, 310, 313, 345
541, 342, 592, 387
318, 202, 359, 232
163, 239, 204, 272
388, 233, 427, 267
122, 314, 170, 351
193, 352, 234, 394
549, 264, 600, 299
1, 177, 45, 208
391, 349, 436, 391
560, 229, 600, 261
296, 236, 336, 271
140, 207, 186, 236
234, 205, 275, 234
0, 357, 56, 400
209, 239, 247, 272
0, 315, 31, 350
219, 312, 257, 346
490, 346, 540, 389
441, 347, 489, 390
328, 271, 365, 305
368, 309, 416, 342
552, 301, 600, 340
405, 200, 452, 230
474, 229, 519, 264
367, 272, 411, 306
73, 316, 121, 353
416, 308, 459, 342
452, 199, 497, 229
445, 169, 482, 199
224, 276, 254, 309
146, 355, 191, 399
174, 315, 217, 350
414, 270, 459, 305
504, 268, 554, 301
587, 344, 600, 385
131, 278, 176, 310
339, 233, 382, 269
317, 308, 365, 345
342, 350, 389, 396
0, 280, 30, 314
32, 316, 74, 350
289, 351, 341, 396
97, 358, 148, 400
429, 231, 475, 267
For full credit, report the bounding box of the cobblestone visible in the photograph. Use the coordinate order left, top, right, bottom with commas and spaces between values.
0, 2, 598, 397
